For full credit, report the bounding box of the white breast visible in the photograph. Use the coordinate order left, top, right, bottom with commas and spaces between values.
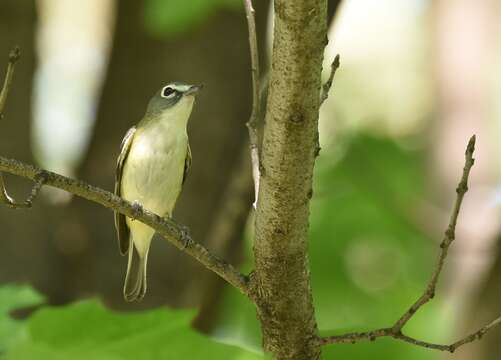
121, 96, 193, 218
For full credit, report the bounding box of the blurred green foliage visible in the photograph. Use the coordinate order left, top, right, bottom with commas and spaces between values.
144, 0, 240, 37
216, 134, 451, 359
0, 285, 45, 353
0, 286, 264, 360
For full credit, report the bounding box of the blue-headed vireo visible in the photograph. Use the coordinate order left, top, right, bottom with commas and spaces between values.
114, 82, 200, 301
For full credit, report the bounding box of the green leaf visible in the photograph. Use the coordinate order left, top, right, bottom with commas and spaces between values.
0, 284, 45, 353
143, 0, 240, 37
3, 298, 264, 360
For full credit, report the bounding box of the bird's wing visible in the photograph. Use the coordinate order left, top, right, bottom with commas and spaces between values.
114, 126, 136, 255
182, 143, 192, 185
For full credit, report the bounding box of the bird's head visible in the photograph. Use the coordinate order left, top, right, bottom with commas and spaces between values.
146, 82, 202, 116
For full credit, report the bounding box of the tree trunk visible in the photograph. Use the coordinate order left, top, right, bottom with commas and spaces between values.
252, 1, 327, 358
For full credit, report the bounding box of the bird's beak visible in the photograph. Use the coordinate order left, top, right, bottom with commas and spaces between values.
185, 84, 203, 96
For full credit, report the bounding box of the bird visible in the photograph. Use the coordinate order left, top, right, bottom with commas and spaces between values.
114, 82, 200, 301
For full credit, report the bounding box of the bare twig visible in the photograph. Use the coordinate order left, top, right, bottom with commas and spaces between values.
319, 328, 392, 345
243, 0, 261, 208
0, 155, 251, 297
319, 136, 500, 352
318, 316, 501, 353
0, 46, 40, 209
0, 46, 20, 117
392, 135, 476, 331
320, 54, 340, 105
0, 171, 47, 209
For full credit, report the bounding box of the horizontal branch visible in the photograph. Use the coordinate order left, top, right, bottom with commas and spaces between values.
318, 316, 501, 353
319, 136, 501, 352
0, 155, 251, 297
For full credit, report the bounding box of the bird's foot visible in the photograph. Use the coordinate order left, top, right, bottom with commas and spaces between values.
179, 224, 192, 249
131, 201, 143, 220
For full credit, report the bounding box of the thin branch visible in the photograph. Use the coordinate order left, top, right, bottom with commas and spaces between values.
0, 46, 20, 117
0, 171, 47, 209
0, 46, 40, 209
446, 316, 501, 351
243, 0, 261, 208
319, 136, 500, 352
320, 54, 340, 105
318, 328, 392, 345
318, 316, 501, 353
0, 155, 251, 297
392, 134, 476, 331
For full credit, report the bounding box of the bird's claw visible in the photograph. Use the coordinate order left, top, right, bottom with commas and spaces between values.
179, 224, 192, 249
131, 201, 143, 220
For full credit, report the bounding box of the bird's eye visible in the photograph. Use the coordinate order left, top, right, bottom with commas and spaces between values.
162, 87, 176, 98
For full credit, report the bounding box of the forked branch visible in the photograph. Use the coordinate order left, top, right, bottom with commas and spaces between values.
320, 136, 501, 352
318, 316, 501, 353
0, 47, 46, 209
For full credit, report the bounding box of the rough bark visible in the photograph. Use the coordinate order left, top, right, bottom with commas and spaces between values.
251, 1, 327, 359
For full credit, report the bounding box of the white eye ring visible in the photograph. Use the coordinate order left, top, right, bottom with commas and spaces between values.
161, 86, 176, 98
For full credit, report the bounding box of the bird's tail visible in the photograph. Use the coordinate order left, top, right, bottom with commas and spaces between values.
123, 238, 149, 302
